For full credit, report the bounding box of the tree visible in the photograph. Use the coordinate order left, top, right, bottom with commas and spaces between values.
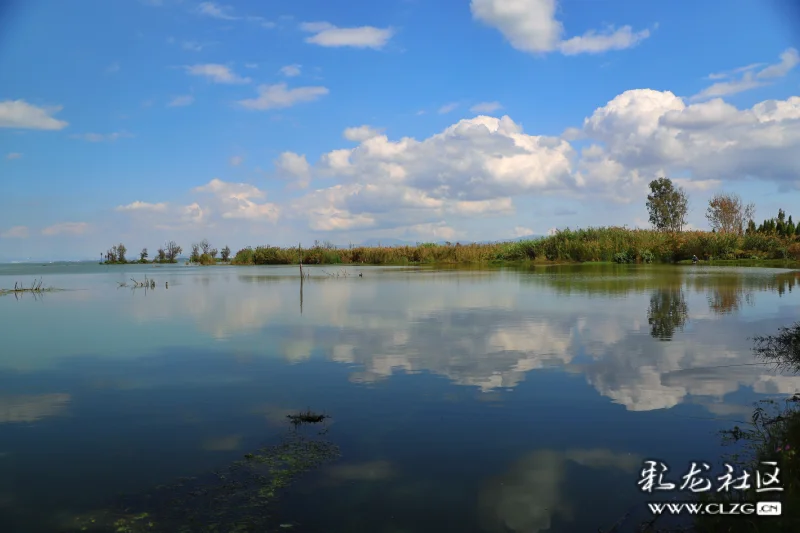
705, 192, 755, 235
210, 248, 218, 259
746, 219, 757, 235
646, 177, 689, 232
165, 241, 182, 263
190, 243, 201, 263
221, 246, 231, 262
156, 247, 166, 262
117, 243, 127, 263
140, 248, 148, 262
777, 209, 786, 236
200, 239, 211, 255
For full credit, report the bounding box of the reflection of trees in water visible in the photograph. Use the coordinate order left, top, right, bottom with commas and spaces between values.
647, 289, 688, 341
524, 266, 799, 302
707, 285, 754, 315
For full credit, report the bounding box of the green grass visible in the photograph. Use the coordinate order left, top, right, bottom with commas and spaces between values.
227, 227, 800, 267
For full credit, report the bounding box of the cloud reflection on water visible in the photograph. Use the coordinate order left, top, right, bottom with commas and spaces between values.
2, 266, 799, 414
0, 393, 70, 423
479, 448, 642, 533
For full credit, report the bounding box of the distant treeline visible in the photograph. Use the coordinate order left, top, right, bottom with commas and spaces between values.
101, 240, 229, 265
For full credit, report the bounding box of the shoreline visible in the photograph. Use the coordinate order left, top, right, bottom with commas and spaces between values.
9, 227, 799, 268
103, 227, 800, 268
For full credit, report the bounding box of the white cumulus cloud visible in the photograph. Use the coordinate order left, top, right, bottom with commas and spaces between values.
692, 48, 800, 101
0, 100, 68, 130
194, 178, 280, 222
513, 226, 535, 237
470, 101, 503, 113
343, 125, 383, 142
470, 0, 651, 56
275, 152, 312, 188
237, 83, 329, 110
69, 131, 133, 142
41, 222, 89, 236
300, 21, 394, 49
1, 226, 29, 239
280, 64, 302, 77
168, 95, 194, 107
196, 2, 237, 20
184, 64, 251, 84
115, 201, 169, 212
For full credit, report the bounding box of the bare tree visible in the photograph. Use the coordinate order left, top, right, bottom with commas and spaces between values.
200, 239, 211, 255
190, 243, 201, 263
706, 192, 755, 235
165, 241, 182, 263
210, 248, 218, 259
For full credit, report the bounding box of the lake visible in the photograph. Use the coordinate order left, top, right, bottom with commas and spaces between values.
1, 262, 799, 532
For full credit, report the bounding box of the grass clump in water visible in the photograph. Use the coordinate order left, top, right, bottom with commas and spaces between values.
286, 409, 329, 426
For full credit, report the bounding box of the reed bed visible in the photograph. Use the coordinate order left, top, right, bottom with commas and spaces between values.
230, 227, 800, 266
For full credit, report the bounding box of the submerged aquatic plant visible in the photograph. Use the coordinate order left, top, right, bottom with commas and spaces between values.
66, 414, 340, 532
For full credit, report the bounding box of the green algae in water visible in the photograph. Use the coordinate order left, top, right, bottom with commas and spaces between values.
67, 426, 340, 533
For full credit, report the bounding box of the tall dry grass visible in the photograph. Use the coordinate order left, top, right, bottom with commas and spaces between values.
230, 227, 800, 266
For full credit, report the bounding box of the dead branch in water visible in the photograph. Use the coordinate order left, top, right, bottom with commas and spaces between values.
129, 276, 157, 289
0, 278, 61, 296
298, 261, 310, 280
0, 278, 52, 294
318, 268, 361, 278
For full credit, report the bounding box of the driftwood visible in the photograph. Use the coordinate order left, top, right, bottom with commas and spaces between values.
0, 278, 59, 295
119, 276, 158, 292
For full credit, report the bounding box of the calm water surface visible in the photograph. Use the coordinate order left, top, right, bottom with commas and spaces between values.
1, 262, 799, 532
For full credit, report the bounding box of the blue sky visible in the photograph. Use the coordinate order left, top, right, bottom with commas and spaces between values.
1, 0, 800, 261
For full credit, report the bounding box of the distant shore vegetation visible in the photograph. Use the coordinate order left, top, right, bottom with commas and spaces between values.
101, 178, 800, 267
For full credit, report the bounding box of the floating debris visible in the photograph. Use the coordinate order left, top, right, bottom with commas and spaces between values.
286, 410, 329, 426
0, 278, 63, 296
